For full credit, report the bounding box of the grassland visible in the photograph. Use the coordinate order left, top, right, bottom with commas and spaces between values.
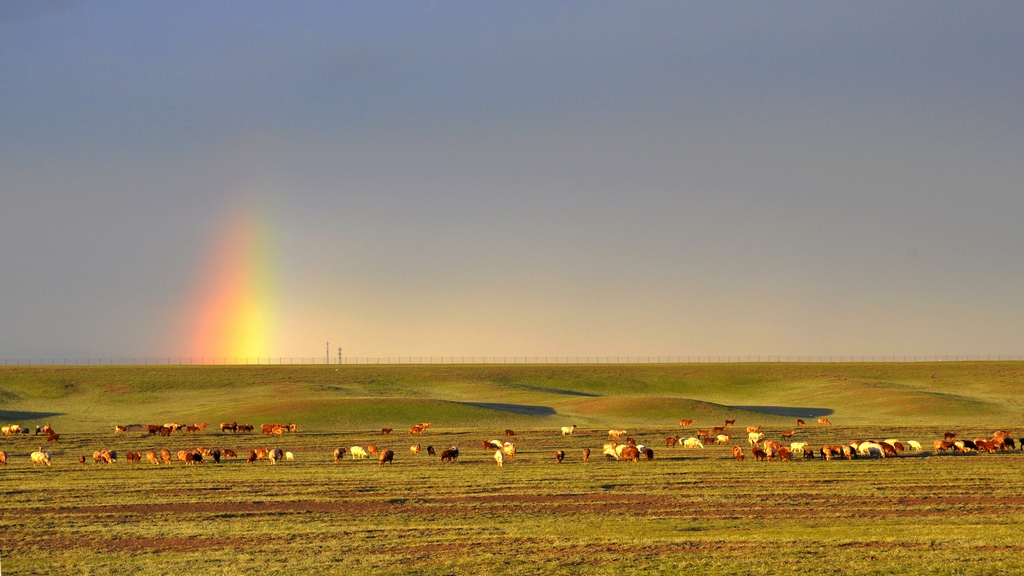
2, 362, 1024, 574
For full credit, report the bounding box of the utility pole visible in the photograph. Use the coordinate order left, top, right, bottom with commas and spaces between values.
326, 340, 329, 365
338, 347, 342, 365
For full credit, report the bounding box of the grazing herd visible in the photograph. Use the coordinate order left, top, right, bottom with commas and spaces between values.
3, 417, 1023, 471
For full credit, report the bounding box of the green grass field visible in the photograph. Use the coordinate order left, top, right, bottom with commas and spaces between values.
2, 363, 1023, 574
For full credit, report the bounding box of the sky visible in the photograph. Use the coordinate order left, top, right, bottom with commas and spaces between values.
1, 2, 1022, 360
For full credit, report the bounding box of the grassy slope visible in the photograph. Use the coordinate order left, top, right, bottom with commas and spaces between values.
0, 362, 1022, 432
3, 363, 1024, 575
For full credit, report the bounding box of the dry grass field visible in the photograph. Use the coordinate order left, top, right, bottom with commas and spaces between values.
2, 363, 1023, 574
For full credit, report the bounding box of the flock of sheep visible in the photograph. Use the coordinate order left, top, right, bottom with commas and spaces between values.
0, 417, 1019, 470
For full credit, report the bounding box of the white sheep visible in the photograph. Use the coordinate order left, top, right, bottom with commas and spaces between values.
31, 449, 51, 467
603, 442, 619, 459
350, 446, 368, 459
907, 440, 923, 452
561, 425, 577, 436
494, 450, 504, 467
682, 437, 704, 449
285, 451, 294, 461
857, 442, 884, 458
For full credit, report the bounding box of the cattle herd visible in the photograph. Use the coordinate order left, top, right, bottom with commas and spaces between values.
0, 416, 1021, 470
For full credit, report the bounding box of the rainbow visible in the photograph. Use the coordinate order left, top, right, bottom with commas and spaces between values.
186, 209, 278, 360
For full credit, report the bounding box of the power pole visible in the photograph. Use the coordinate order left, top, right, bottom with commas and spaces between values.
326, 341, 329, 365
338, 347, 342, 365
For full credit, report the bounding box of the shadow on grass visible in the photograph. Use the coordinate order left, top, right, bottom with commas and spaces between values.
457, 402, 556, 416
0, 410, 65, 421
731, 406, 833, 418
503, 383, 601, 397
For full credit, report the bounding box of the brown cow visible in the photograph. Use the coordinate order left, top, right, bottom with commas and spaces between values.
439, 447, 459, 462
194, 423, 209, 431
724, 419, 735, 427
220, 422, 237, 433
818, 418, 832, 426
334, 447, 346, 462
261, 424, 277, 435
619, 446, 640, 462
746, 426, 762, 433
409, 444, 421, 455
943, 432, 957, 440
237, 424, 254, 433
177, 450, 190, 463
976, 440, 997, 454
582, 448, 591, 462
255, 447, 270, 460
115, 425, 128, 433
732, 446, 744, 461
712, 426, 725, 434
778, 447, 792, 462
780, 430, 794, 439
367, 444, 379, 456
381, 428, 393, 435
879, 443, 898, 458
665, 436, 679, 447
426, 446, 436, 456
146, 450, 159, 464
505, 429, 516, 438
796, 419, 805, 426
0, 451, 9, 466
158, 426, 172, 436
184, 425, 199, 434
78, 455, 86, 465
222, 449, 237, 459
247, 450, 257, 464
409, 425, 424, 436
644, 448, 654, 461
160, 449, 172, 464
752, 447, 767, 461
555, 450, 565, 463
379, 449, 394, 465
148, 425, 161, 435
679, 419, 694, 427
46, 433, 59, 443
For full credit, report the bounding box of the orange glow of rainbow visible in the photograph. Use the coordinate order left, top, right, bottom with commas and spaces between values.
186, 210, 277, 360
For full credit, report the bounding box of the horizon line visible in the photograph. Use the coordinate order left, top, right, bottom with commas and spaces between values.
2, 354, 1023, 367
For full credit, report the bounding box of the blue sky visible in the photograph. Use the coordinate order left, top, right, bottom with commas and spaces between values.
1, 2, 1022, 359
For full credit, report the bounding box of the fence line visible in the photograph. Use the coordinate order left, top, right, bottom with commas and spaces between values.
2, 355, 1023, 366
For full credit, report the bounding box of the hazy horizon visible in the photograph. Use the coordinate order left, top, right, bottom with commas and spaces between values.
2, 3, 1022, 359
